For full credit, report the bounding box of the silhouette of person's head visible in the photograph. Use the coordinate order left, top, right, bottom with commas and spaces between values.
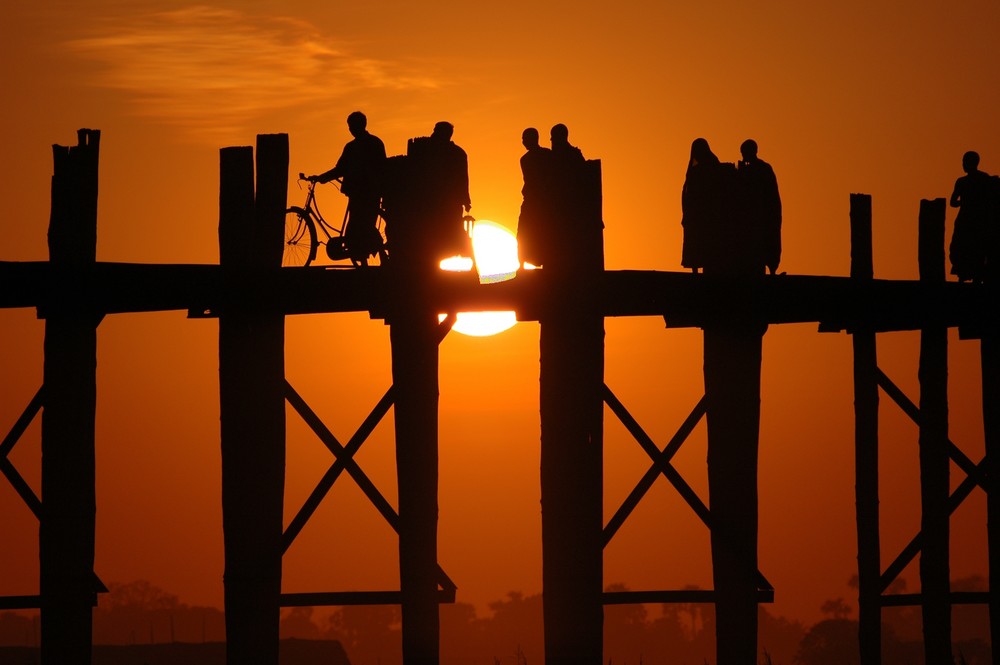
689, 138, 718, 168
550, 123, 570, 147
432, 121, 454, 141
740, 139, 759, 163
522, 127, 540, 150
962, 150, 981, 174
347, 111, 367, 137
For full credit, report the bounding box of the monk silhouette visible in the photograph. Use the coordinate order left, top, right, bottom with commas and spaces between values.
517, 127, 552, 267
949, 150, 993, 283
737, 139, 782, 275
546, 124, 602, 275
395, 121, 473, 272
681, 138, 735, 274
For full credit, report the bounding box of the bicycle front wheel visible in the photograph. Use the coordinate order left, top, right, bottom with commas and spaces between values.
284, 207, 317, 267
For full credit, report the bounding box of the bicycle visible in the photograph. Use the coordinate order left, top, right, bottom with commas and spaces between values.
283, 173, 385, 267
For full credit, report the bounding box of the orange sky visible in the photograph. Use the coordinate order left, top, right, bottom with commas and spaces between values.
2, 0, 999, 629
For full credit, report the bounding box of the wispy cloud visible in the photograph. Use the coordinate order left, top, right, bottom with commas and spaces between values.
66, 6, 441, 139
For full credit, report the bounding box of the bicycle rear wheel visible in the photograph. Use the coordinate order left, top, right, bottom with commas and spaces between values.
284, 207, 317, 267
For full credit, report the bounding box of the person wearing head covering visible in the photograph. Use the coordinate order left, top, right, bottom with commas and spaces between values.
681, 138, 728, 273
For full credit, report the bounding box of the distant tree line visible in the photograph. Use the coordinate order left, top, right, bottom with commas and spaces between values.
0, 577, 992, 664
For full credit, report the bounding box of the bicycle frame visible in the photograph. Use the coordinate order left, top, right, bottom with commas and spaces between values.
283, 175, 349, 267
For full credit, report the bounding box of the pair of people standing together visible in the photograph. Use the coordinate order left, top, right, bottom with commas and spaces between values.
681, 138, 782, 276
516, 124, 598, 271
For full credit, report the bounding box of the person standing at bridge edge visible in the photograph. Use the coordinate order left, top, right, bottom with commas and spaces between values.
428, 121, 473, 259
737, 139, 782, 275
681, 138, 732, 274
516, 127, 552, 268
308, 111, 387, 266
949, 150, 996, 283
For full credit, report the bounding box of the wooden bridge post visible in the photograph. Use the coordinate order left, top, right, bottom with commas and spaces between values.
917, 198, 952, 664
703, 322, 762, 665
40, 128, 101, 664
851, 193, 881, 665
539, 160, 605, 665
982, 260, 1000, 653
218, 135, 288, 665
390, 305, 442, 665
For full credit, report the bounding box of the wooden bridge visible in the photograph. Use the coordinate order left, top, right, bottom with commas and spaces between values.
1, 129, 997, 665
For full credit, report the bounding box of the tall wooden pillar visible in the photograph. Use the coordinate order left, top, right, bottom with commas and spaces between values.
539, 160, 605, 665
917, 198, 952, 664
389, 277, 442, 665
851, 193, 881, 665
704, 321, 762, 665
982, 219, 1000, 654
40, 128, 101, 664
218, 134, 288, 665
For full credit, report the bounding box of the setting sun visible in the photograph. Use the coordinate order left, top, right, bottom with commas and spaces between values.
3, 1, 1000, 662
438, 219, 518, 336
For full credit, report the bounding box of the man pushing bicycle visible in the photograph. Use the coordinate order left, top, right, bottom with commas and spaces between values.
307, 111, 387, 266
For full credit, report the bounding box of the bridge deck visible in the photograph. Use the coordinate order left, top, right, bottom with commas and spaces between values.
0, 261, 992, 333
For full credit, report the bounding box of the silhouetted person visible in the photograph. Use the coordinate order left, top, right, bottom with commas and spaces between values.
308, 111, 387, 265
517, 127, 552, 267
949, 150, 993, 283
550, 123, 585, 165
737, 139, 782, 275
545, 124, 603, 275
393, 121, 472, 272
681, 138, 735, 273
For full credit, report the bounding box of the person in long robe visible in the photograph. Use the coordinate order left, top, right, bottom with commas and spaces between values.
681, 138, 732, 273
516, 127, 552, 267
737, 139, 782, 275
949, 150, 993, 283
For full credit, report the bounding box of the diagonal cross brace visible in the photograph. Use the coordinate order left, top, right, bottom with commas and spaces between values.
875, 368, 985, 488
282, 381, 457, 594
602, 389, 707, 545
282, 381, 396, 553
1, 385, 107, 603
0, 386, 44, 519
880, 457, 987, 592
873, 367, 989, 593
602, 384, 773, 592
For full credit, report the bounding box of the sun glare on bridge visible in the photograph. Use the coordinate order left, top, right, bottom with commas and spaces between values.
439, 220, 520, 337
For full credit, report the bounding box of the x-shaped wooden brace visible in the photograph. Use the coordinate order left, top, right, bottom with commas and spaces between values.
281, 314, 458, 603
602, 383, 774, 602
0, 386, 44, 521
874, 368, 989, 599
0, 385, 107, 609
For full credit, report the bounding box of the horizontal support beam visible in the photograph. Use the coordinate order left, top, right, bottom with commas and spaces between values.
880, 592, 989, 607
0, 592, 103, 610
602, 588, 775, 605
0, 262, 993, 331
0, 595, 41, 610
280, 588, 456, 607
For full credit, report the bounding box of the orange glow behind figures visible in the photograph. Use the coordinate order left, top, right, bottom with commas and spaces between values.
439, 220, 519, 336
1, 1, 999, 651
